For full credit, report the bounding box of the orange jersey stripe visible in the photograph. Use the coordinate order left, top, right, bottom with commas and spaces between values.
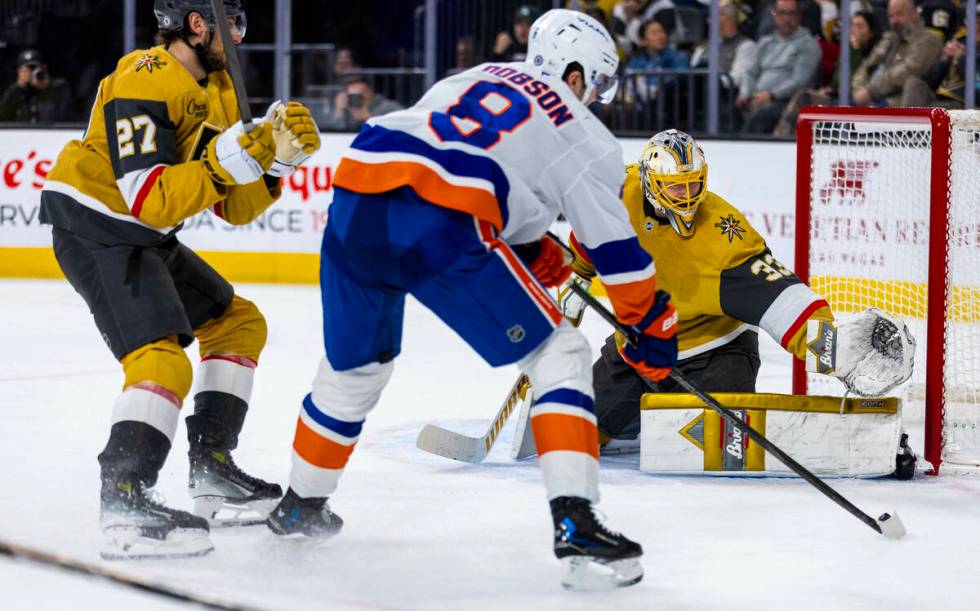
494, 240, 563, 326
292, 416, 356, 470
333, 157, 504, 231
531, 412, 599, 459
604, 275, 657, 325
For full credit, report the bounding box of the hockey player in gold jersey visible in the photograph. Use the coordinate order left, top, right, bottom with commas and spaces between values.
570, 130, 835, 450
39, 0, 321, 559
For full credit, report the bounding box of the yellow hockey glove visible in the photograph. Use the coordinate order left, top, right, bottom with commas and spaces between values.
203, 121, 276, 185
264, 101, 321, 177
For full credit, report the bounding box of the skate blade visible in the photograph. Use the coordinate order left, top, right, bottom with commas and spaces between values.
560, 556, 644, 591
194, 496, 280, 527
100, 526, 214, 561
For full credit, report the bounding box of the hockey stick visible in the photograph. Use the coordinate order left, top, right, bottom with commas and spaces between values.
415, 266, 590, 463
210, 0, 253, 127
566, 281, 908, 540
0, 538, 257, 610
416, 374, 530, 463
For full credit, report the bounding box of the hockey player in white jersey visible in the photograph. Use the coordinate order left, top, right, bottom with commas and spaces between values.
266, 10, 678, 590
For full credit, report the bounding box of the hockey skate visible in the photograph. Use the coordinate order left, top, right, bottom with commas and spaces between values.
100, 481, 213, 561
266, 488, 344, 539
188, 445, 283, 527
550, 496, 643, 591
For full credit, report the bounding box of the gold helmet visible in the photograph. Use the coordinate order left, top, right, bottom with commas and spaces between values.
638, 129, 708, 238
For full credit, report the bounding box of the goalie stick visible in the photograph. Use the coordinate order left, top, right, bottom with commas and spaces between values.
566, 281, 908, 540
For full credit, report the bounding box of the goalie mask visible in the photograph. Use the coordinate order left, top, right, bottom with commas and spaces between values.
639, 129, 708, 238
527, 9, 619, 105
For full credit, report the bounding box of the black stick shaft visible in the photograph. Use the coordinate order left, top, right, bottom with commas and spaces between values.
0, 540, 253, 610
210, 0, 253, 127
567, 282, 884, 535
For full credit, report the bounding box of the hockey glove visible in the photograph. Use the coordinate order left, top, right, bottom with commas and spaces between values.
264, 101, 322, 177
805, 308, 915, 396
203, 120, 276, 185
616, 290, 679, 382
512, 234, 573, 288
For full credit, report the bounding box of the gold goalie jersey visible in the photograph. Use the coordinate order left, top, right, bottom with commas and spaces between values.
40, 46, 279, 245
573, 164, 833, 361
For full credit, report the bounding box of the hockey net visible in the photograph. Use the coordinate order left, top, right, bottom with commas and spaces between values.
794, 107, 980, 475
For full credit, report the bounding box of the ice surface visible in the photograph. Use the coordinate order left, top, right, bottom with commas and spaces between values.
1, 280, 978, 610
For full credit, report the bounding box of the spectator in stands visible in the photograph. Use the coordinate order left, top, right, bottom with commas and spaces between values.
324, 76, 403, 132
493, 5, 541, 62
612, 0, 653, 56
0, 49, 72, 124
454, 36, 480, 71
773, 10, 882, 136
628, 15, 690, 100
737, 0, 820, 134
331, 48, 360, 82
751, 0, 823, 38
851, 0, 943, 107
912, 7, 980, 109
690, 1, 757, 91
919, 0, 960, 43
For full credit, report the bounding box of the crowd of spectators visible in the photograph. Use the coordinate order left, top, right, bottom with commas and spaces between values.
3, 0, 979, 137
577, 0, 979, 135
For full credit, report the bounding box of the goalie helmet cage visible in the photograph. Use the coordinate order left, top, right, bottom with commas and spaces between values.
793, 106, 980, 476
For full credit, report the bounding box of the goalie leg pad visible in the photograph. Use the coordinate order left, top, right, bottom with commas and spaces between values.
518, 321, 599, 502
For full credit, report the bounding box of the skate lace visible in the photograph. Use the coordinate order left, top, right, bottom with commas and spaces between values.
221, 453, 266, 487
588, 507, 622, 539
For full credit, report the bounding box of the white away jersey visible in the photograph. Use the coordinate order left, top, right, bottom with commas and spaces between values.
332, 62, 658, 324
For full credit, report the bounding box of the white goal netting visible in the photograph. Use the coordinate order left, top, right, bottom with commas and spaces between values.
801, 110, 980, 472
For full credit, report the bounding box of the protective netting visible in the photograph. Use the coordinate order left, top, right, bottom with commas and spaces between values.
804, 112, 980, 469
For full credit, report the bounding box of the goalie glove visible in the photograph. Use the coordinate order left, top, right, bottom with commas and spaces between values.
263, 100, 322, 178
511, 233, 573, 288
805, 309, 915, 397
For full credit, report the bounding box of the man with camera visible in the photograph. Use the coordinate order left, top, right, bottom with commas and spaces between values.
0, 49, 72, 123
324, 75, 402, 131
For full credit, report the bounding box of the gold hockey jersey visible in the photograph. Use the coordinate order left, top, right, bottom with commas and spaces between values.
40, 46, 279, 245
573, 164, 832, 361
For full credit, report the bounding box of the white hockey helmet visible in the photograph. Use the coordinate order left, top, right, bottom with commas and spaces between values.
527, 9, 619, 105
639, 129, 708, 238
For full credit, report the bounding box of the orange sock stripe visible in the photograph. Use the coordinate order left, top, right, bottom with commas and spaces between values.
292, 416, 357, 470
531, 413, 599, 459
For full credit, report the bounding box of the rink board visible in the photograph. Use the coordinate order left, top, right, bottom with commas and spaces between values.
0, 129, 796, 283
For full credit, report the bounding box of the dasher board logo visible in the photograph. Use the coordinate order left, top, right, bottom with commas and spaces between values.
818, 160, 879, 206
135, 53, 167, 73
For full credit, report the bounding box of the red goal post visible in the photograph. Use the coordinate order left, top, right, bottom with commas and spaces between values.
793, 106, 980, 476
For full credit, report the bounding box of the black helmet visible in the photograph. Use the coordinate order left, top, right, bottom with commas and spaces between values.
154, 0, 246, 37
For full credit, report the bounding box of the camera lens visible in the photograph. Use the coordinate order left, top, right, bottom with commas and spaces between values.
32, 67, 47, 81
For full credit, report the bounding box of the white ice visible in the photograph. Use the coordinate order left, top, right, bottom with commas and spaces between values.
1, 280, 978, 611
